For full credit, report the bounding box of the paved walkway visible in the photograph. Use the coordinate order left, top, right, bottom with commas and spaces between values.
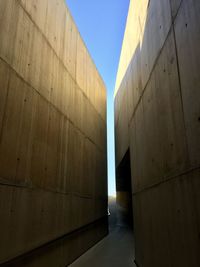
69, 198, 136, 267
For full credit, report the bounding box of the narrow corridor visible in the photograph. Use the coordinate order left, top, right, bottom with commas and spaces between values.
69, 198, 136, 267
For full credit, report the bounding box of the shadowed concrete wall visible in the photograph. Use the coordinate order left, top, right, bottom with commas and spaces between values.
0, 0, 107, 266
115, 0, 200, 266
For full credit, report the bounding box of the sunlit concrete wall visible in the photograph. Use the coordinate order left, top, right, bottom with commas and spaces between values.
0, 0, 107, 266
115, 0, 200, 266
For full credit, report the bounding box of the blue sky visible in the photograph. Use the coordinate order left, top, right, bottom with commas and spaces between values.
66, 0, 130, 196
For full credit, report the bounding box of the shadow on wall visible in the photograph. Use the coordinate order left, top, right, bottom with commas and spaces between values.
116, 149, 133, 228
115, 0, 200, 266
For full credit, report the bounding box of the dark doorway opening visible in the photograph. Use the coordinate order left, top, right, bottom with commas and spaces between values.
116, 149, 133, 227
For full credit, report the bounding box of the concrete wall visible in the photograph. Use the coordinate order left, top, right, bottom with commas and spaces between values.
0, 0, 107, 265
115, 0, 200, 266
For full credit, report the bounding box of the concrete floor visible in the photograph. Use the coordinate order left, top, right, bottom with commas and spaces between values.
69, 198, 136, 267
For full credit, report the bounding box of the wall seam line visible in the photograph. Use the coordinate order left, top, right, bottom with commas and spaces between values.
0, 57, 104, 154
15, 0, 105, 123
133, 165, 200, 195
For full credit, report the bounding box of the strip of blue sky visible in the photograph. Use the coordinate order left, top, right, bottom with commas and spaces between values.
66, 0, 130, 196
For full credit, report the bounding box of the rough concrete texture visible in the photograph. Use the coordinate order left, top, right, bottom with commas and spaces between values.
0, 0, 107, 265
115, 0, 200, 266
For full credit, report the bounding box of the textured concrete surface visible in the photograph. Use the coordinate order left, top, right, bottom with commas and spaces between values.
69, 198, 136, 267
115, 0, 200, 266
0, 0, 107, 265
